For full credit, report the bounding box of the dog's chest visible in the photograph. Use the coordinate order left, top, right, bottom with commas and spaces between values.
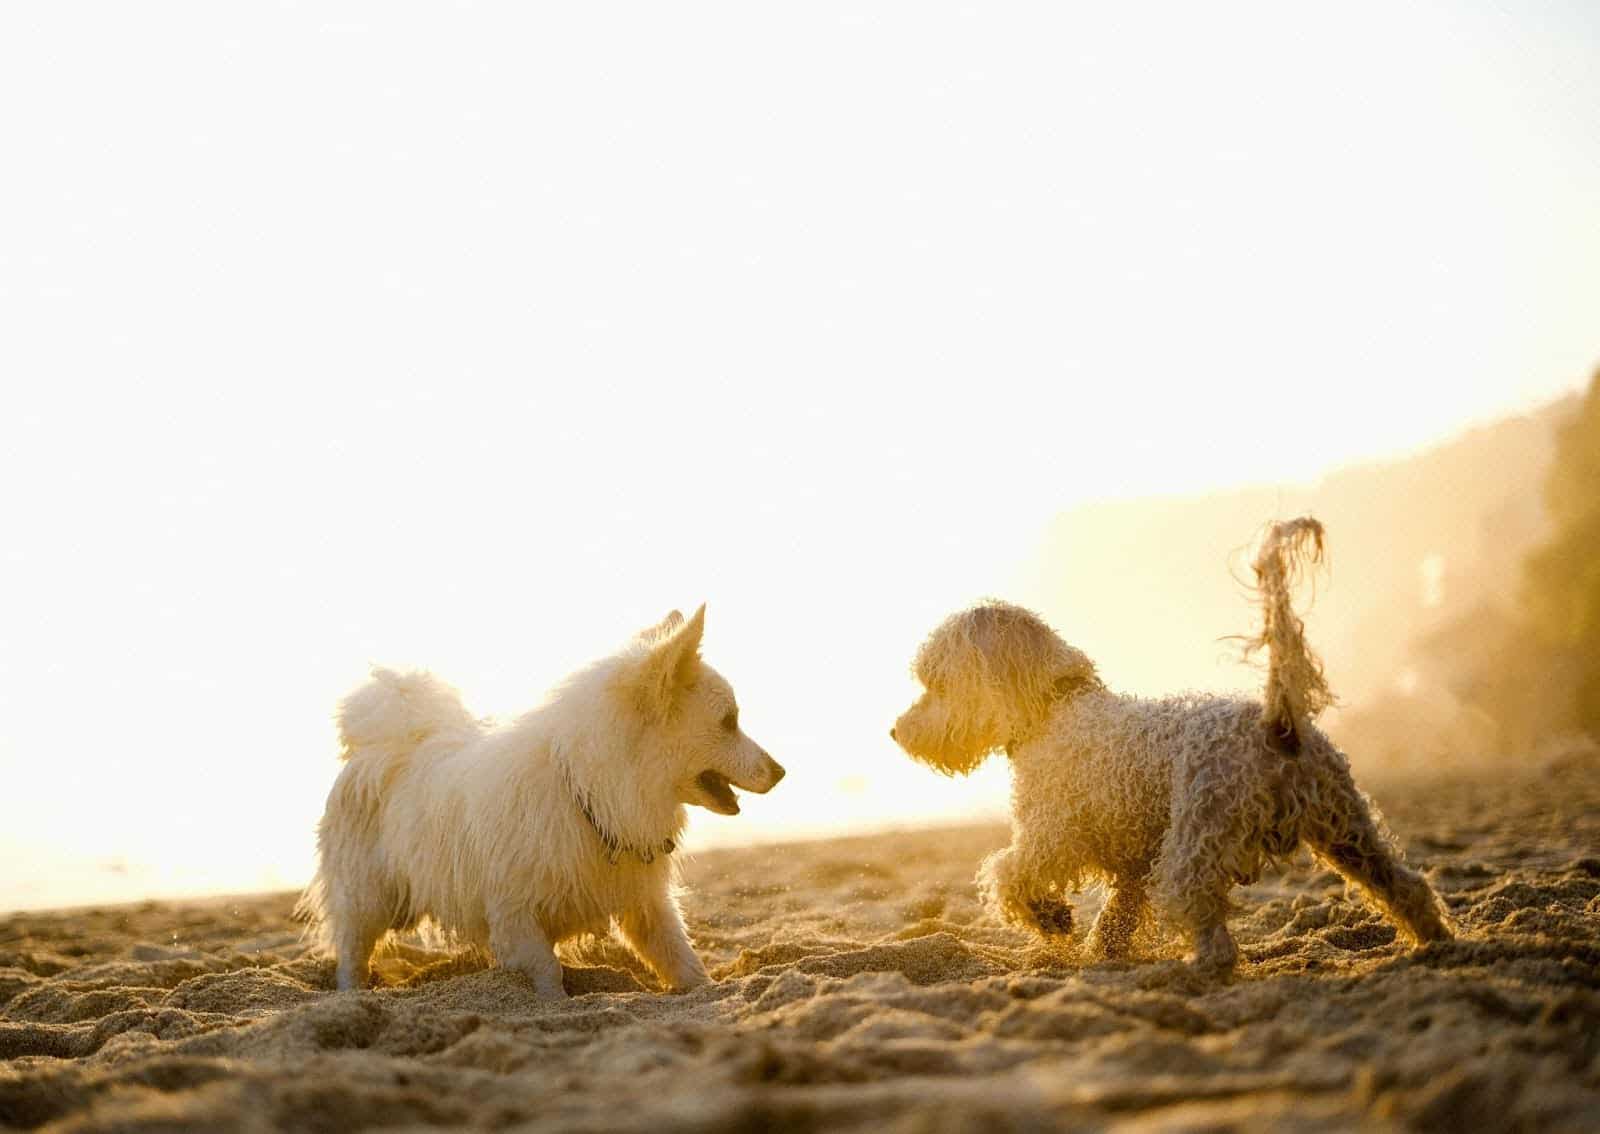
1012, 730, 1174, 865
538, 858, 669, 940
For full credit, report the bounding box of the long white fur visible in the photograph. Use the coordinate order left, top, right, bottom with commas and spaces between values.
893, 518, 1452, 972
299, 606, 785, 996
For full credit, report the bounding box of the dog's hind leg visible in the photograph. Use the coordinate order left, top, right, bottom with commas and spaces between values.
1166, 885, 1238, 974
330, 891, 388, 991
1151, 818, 1241, 974
1086, 879, 1147, 960
1303, 793, 1451, 946
618, 896, 710, 992
489, 907, 567, 998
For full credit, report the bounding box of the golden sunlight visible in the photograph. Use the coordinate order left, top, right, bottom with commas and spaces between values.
3, 67, 1597, 904
5, 5, 1599, 1128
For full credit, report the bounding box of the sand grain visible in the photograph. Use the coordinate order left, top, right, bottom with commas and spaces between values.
3, 751, 1598, 1131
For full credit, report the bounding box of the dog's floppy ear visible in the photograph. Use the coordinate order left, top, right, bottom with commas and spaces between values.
634, 603, 705, 712
637, 609, 686, 642
1051, 644, 1099, 700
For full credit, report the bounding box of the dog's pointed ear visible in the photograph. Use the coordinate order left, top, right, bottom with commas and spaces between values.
635, 604, 705, 712
637, 609, 685, 642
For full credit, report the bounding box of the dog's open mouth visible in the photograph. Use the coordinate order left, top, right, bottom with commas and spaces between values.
694, 770, 741, 815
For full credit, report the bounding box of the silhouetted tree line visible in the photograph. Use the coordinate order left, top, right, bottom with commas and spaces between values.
1335, 369, 1598, 765
1523, 366, 1600, 736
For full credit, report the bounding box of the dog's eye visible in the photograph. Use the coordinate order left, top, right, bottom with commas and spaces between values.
721, 709, 738, 733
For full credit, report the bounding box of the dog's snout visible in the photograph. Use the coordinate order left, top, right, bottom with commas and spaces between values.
889, 726, 898, 742
763, 755, 786, 787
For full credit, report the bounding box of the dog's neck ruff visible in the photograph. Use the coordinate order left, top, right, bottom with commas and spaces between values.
1006, 670, 1105, 755
556, 754, 676, 866
575, 789, 676, 866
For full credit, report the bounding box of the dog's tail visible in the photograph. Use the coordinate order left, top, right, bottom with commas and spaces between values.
1246, 517, 1333, 756
335, 667, 477, 759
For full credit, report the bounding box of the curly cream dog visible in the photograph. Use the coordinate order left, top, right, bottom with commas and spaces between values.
301, 606, 784, 996
891, 518, 1451, 972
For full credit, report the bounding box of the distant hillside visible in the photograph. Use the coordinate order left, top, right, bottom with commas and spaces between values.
1014, 399, 1575, 743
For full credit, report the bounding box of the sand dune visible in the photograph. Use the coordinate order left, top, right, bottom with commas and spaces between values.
3, 749, 1598, 1132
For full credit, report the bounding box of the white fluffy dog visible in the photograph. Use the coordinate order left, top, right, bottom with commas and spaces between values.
301, 606, 785, 996
891, 518, 1451, 972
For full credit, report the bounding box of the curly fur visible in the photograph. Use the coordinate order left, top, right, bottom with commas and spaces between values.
893, 517, 1452, 972
1246, 516, 1334, 754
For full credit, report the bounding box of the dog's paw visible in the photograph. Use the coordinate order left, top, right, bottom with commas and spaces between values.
1187, 925, 1239, 977
1026, 896, 1075, 937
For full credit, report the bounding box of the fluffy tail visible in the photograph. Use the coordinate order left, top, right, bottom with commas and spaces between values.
335, 666, 476, 758
295, 668, 476, 943
1247, 517, 1333, 755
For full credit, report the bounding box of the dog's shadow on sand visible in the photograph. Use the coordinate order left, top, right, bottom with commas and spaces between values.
346, 936, 656, 998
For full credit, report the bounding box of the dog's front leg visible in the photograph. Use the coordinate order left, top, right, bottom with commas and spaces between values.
488, 909, 566, 999
1087, 880, 1146, 959
618, 897, 710, 993
977, 844, 1074, 936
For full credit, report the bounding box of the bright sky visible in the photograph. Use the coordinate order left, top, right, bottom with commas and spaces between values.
3, 2, 1597, 910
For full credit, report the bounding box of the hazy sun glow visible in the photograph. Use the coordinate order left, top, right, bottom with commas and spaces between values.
3, 2, 1597, 910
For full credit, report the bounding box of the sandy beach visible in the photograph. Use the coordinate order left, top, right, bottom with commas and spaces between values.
3, 747, 1597, 1132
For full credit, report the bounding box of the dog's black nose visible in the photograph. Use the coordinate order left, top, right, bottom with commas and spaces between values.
889, 726, 898, 741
